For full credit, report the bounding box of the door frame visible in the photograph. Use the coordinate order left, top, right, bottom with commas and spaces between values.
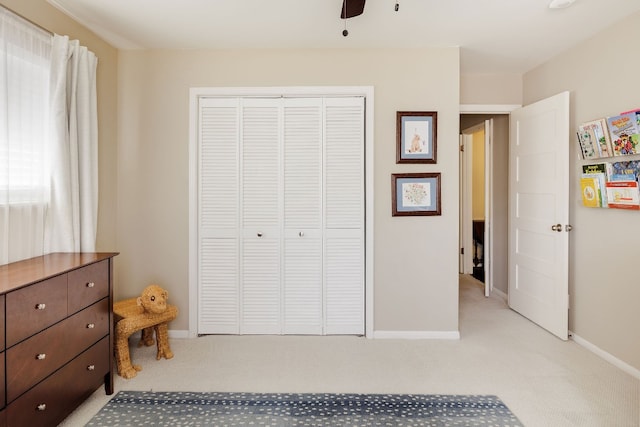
189, 86, 375, 338
460, 105, 520, 299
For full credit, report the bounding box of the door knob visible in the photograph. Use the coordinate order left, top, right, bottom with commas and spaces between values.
565, 224, 573, 232
551, 224, 562, 232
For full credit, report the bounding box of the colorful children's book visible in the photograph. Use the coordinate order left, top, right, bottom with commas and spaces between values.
606, 181, 640, 210
610, 160, 640, 183
576, 130, 598, 159
582, 162, 613, 179
580, 176, 602, 207
581, 173, 607, 207
577, 119, 613, 158
606, 112, 640, 156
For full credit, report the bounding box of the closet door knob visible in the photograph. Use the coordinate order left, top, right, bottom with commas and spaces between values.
86, 323, 95, 329
36, 353, 46, 360
87, 364, 96, 371
86, 282, 95, 288
35, 303, 46, 310
299, 231, 304, 237
257, 232, 263, 237
37, 403, 47, 411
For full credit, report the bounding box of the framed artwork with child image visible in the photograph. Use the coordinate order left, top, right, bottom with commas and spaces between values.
396, 111, 437, 163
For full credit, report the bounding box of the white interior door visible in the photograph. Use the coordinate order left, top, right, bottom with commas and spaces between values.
508, 91, 570, 340
240, 99, 282, 334
323, 97, 365, 335
459, 132, 473, 275
282, 98, 323, 334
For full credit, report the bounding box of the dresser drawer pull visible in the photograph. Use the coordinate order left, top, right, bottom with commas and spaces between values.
87, 364, 96, 371
86, 323, 95, 329
36, 353, 46, 360
86, 282, 95, 288
35, 303, 46, 310
37, 403, 47, 411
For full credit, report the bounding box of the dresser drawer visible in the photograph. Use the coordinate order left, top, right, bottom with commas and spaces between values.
6, 298, 109, 402
67, 260, 109, 314
65, 297, 110, 356
6, 275, 68, 347
7, 337, 109, 427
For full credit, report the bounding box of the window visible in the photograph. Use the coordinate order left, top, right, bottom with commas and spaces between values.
0, 8, 52, 263
0, 10, 51, 204
1, 6, 100, 265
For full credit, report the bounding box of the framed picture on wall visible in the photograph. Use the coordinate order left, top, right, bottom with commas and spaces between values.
396, 111, 437, 163
392, 172, 441, 216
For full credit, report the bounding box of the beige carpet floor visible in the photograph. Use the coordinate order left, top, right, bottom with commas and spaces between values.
60, 275, 640, 426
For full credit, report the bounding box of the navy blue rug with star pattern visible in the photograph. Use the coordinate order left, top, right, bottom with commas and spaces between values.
87, 391, 523, 426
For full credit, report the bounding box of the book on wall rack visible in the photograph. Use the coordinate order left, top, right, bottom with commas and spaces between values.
577, 118, 614, 159
606, 112, 640, 156
606, 180, 640, 210
576, 128, 599, 159
581, 163, 609, 208
580, 176, 602, 207
610, 160, 640, 183
582, 162, 613, 177
581, 173, 607, 207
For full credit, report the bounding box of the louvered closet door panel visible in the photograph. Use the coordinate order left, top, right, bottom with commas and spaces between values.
240, 99, 281, 334
199, 239, 239, 333
198, 98, 240, 334
283, 236, 322, 334
324, 97, 365, 335
325, 231, 363, 334
241, 99, 280, 229
241, 234, 280, 334
283, 98, 323, 334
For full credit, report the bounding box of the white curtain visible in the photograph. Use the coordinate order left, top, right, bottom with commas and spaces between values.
45, 34, 99, 253
0, 8, 51, 264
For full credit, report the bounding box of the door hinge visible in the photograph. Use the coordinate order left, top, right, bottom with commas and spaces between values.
460, 247, 464, 255
460, 145, 464, 152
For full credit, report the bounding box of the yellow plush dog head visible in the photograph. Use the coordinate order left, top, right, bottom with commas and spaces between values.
137, 284, 169, 314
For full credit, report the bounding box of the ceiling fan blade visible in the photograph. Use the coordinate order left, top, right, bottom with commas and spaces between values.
340, 0, 366, 19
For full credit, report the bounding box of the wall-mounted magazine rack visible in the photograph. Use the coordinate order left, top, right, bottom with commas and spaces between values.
578, 109, 640, 211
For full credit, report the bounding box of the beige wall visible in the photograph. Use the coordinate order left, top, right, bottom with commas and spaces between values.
460, 74, 522, 106
117, 48, 462, 333
1, 0, 119, 254
524, 11, 640, 372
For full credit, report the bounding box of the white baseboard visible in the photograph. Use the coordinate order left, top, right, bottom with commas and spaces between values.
373, 330, 460, 340
168, 330, 190, 339
491, 287, 507, 302
167, 330, 461, 340
570, 331, 640, 380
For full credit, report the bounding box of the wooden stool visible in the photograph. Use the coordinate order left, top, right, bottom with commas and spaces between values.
113, 298, 178, 379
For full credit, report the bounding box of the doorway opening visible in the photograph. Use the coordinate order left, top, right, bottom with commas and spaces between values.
459, 112, 511, 300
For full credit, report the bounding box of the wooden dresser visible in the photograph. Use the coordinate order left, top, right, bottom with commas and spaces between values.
0, 252, 118, 427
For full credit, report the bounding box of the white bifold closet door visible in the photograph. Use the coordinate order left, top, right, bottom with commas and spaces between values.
197, 95, 364, 335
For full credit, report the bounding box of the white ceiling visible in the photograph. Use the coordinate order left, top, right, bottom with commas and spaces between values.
48, 0, 640, 74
